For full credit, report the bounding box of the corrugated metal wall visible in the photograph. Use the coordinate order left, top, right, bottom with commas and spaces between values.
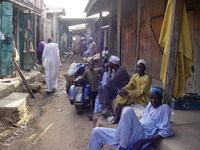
119, 0, 200, 92
121, 0, 165, 79
186, 1, 200, 93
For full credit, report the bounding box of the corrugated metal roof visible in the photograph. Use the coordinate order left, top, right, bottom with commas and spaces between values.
9, 0, 43, 14
46, 8, 66, 16
60, 17, 98, 26
84, 0, 111, 17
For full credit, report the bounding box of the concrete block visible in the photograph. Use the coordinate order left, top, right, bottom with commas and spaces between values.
0, 93, 30, 121
29, 82, 42, 92
157, 124, 200, 150
0, 84, 15, 100
0, 107, 5, 117
39, 74, 46, 83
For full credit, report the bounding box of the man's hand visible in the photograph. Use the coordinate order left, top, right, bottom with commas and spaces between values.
131, 135, 162, 150
117, 89, 129, 97
131, 139, 146, 150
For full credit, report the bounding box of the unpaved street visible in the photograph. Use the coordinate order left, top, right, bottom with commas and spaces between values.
30, 91, 93, 150
0, 55, 94, 150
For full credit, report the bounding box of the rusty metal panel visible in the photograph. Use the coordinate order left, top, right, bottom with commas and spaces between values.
186, 8, 200, 93
121, 24, 134, 73
120, 0, 137, 73
139, 17, 163, 80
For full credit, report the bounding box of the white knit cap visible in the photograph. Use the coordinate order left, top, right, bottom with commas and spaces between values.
109, 55, 120, 64
137, 59, 146, 66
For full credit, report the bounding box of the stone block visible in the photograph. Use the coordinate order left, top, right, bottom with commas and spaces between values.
0, 93, 29, 121
29, 82, 42, 92
0, 84, 15, 100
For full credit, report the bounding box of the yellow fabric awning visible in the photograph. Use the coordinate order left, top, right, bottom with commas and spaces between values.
159, 0, 193, 98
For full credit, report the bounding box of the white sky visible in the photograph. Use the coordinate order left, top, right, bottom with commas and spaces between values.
43, 0, 89, 18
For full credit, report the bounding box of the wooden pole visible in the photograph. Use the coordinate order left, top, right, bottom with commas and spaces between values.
13, 59, 35, 99
99, 12, 103, 59
117, 0, 122, 58
163, 0, 184, 104
135, 0, 141, 70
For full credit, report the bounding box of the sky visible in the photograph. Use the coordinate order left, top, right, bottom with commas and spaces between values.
43, 0, 89, 18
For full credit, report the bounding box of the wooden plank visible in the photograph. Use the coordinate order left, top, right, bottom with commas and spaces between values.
13, 59, 35, 99
108, 0, 117, 56
193, 1, 200, 92
117, 0, 122, 57
163, 0, 184, 104
135, 0, 141, 67
108, 4, 112, 56
98, 12, 103, 58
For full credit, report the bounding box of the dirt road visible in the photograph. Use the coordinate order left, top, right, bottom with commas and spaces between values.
0, 55, 94, 150
31, 92, 93, 150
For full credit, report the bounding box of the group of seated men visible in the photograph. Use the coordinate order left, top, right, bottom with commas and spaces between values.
83, 55, 152, 122
82, 55, 173, 150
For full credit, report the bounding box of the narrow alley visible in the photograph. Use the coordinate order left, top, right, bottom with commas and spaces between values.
0, 54, 94, 150
0, 0, 200, 150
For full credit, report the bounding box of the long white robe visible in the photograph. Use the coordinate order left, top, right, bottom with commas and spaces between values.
42, 42, 61, 91
88, 103, 173, 150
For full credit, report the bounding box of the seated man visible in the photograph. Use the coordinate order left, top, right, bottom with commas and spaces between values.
83, 59, 99, 110
99, 55, 130, 115
88, 85, 173, 150
113, 59, 152, 123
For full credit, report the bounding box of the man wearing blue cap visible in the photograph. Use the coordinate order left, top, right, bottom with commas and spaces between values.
88, 85, 173, 150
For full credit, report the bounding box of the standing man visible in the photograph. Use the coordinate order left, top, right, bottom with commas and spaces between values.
42, 38, 61, 93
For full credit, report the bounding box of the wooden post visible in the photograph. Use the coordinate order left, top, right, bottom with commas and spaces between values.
163, 0, 184, 104
117, 0, 122, 58
194, 2, 200, 92
98, 12, 103, 58
135, 0, 141, 64
13, 59, 35, 99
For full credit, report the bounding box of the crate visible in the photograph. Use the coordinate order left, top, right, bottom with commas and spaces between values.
172, 94, 200, 110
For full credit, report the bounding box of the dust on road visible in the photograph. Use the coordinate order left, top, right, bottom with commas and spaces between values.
0, 55, 94, 150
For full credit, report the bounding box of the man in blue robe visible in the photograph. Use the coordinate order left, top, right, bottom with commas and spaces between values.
88, 85, 173, 150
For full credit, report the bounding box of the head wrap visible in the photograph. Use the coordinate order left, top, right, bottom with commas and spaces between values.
137, 59, 146, 66
150, 85, 163, 95
109, 55, 120, 64
38, 41, 45, 52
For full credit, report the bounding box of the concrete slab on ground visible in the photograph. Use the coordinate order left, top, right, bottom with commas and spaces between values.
0, 93, 30, 121
157, 109, 200, 150
0, 71, 42, 100
158, 124, 200, 150
171, 109, 200, 125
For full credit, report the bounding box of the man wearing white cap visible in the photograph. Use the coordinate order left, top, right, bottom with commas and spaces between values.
112, 59, 152, 123
100, 55, 130, 116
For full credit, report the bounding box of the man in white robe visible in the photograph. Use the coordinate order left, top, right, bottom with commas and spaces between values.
42, 38, 61, 93
88, 85, 173, 150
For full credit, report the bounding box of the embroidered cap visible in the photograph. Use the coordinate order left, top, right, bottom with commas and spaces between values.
137, 59, 146, 66
109, 55, 120, 64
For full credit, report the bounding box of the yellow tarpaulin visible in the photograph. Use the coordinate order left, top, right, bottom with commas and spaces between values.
159, 0, 193, 98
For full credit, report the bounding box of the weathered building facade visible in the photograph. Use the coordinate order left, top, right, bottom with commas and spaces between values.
0, 0, 68, 76
85, 0, 200, 101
